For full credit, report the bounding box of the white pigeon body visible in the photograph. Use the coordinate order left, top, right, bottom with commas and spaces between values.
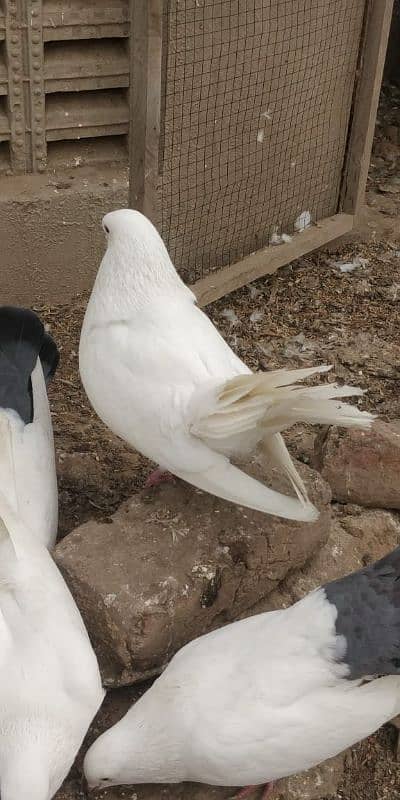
0, 307, 104, 799
84, 549, 400, 791
0, 307, 59, 549
79, 209, 374, 523
0, 362, 58, 549
0, 481, 104, 800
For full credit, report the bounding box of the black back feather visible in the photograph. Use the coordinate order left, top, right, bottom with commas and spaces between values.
324, 547, 400, 679
0, 306, 59, 424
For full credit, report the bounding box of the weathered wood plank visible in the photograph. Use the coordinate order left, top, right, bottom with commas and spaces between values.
341, 0, 394, 215
129, 0, 163, 223
192, 214, 354, 306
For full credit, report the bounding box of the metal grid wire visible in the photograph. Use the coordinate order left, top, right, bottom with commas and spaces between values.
159, 0, 366, 283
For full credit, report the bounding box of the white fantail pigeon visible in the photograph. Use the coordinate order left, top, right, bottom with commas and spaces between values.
0, 321, 105, 800
84, 548, 400, 798
79, 210, 374, 523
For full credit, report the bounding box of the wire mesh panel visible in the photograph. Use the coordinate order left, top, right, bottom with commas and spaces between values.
157, 0, 366, 283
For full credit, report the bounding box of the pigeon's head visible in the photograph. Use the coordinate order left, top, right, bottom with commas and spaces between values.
98, 208, 188, 298
101, 208, 160, 249
84, 703, 181, 789
83, 725, 130, 790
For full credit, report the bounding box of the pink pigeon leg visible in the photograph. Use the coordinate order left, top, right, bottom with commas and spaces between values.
144, 468, 175, 489
261, 783, 274, 800
232, 788, 259, 800
233, 782, 274, 800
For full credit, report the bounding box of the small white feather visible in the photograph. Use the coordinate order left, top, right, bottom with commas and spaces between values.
295, 210, 311, 231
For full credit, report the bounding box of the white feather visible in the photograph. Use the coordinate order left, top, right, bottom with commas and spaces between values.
0, 359, 58, 550
0, 489, 104, 800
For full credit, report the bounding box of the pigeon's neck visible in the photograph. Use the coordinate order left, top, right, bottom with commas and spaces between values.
123, 744, 184, 783
89, 238, 194, 319
105, 707, 186, 784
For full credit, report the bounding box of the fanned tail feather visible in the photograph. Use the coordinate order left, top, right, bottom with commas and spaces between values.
262, 433, 309, 506
176, 458, 318, 523
218, 365, 333, 403
188, 365, 375, 520
192, 366, 375, 441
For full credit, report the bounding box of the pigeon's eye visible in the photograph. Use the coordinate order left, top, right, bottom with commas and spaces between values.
103, 224, 110, 234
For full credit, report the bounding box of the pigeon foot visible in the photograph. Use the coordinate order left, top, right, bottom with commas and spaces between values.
390, 715, 400, 759
144, 468, 175, 489
232, 782, 273, 800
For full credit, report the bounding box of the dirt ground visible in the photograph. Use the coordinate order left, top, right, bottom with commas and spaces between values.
39, 84, 400, 800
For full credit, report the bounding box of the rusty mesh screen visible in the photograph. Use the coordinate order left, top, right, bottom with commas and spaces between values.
159, 0, 366, 283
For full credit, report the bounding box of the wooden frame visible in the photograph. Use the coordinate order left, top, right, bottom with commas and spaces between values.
129, 0, 393, 307
341, 0, 394, 215
129, 0, 163, 220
